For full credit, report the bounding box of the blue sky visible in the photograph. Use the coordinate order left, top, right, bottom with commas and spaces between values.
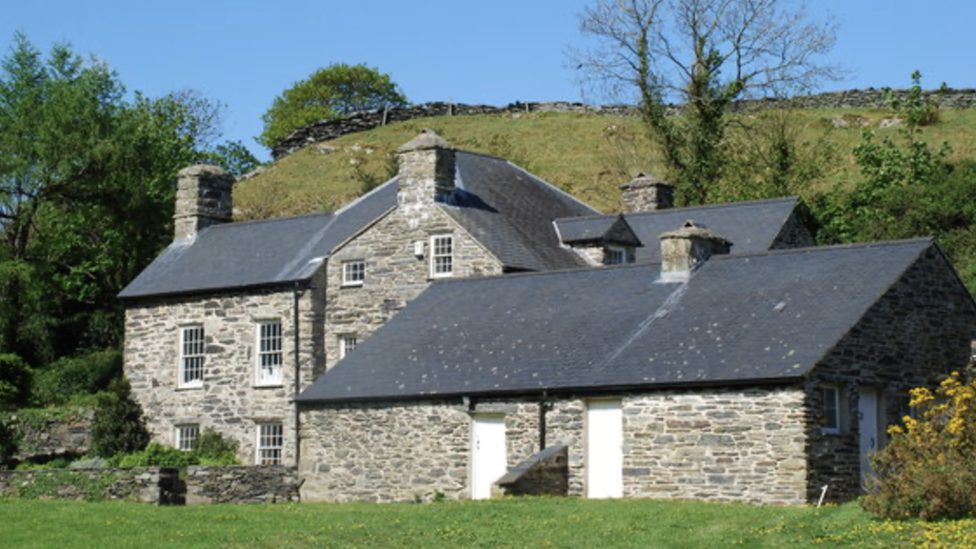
3, 1, 974, 161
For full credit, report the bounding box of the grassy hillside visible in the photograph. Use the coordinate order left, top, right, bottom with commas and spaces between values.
235, 108, 976, 219
3, 499, 975, 549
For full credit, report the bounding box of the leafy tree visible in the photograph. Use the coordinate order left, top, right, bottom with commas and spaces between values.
570, 0, 838, 204
0, 33, 230, 371
259, 63, 407, 149
0, 353, 31, 409
89, 378, 149, 459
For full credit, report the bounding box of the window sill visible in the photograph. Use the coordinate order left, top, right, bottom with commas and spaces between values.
340, 282, 364, 288
254, 382, 284, 389
176, 384, 203, 391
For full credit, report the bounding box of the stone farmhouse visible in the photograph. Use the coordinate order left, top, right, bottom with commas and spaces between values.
120, 130, 976, 505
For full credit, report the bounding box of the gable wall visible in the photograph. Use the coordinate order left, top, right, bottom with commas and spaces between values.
805, 246, 976, 502
299, 386, 807, 504
124, 270, 325, 465
770, 210, 814, 249
324, 206, 503, 369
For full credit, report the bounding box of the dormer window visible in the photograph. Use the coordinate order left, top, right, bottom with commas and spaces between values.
606, 246, 631, 265
430, 235, 454, 278
342, 260, 365, 287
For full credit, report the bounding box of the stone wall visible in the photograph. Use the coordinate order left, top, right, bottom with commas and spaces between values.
299, 387, 809, 505
273, 88, 976, 158
806, 244, 976, 502
0, 467, 174, 503
1, 409, 92, 462
0, 466, 299, 504
185, 465, 300, 504
770, 210, 815, 250
124, 273, 326, 466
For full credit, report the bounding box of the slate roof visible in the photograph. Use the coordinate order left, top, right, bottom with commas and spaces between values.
555, 196, 801, 263
120, 151, 596, 299
298, 239, 934, 403
445, 152, 597, 271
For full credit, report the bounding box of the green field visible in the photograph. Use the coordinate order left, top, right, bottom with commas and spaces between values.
2, 498, 975, 548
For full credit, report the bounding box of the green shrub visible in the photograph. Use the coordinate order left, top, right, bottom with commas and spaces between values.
0, 353, 32, 409
32, 350, 121, 406
862, 371, 976, 520
192, 428, 240, 465
116, 443, 199, 467
89, 379, 149, 459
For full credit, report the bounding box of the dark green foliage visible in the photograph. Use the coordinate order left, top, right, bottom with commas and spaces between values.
191, 428, 240, 466
88, 379, 149, 459
31, 350, 121, 406
116, 443, 199, 467
259, 63, 407, 148
0, 353, 32, 409
0, 415, 15, 466
0, 33, 235, 400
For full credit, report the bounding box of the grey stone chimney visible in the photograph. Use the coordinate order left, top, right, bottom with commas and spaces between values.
174, 164, 234, 241
659, 220, 732, 281
396, 129, 456, 216
620, 173, 674, 213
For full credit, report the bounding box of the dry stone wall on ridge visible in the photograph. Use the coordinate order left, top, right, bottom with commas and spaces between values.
272, 88, 976, 159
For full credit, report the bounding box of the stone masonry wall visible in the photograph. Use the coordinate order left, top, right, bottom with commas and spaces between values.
0, 467, 170, 503
770, 210, 815, 250
273, 88, 976, 158
325, 202, 503, 370
300, 387, 809, 505
185, 465, 300, 504
124, 272, 326, 466
806, 245, 976, 502
621, 388, 807, 504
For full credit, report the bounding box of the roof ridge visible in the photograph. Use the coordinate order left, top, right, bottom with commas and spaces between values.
206, 210, 334, 230
554, 196, 800, 224
709, 237, 935, 261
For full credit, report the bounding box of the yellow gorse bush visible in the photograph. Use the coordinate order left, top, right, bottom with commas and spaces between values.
864, 370, 976, 520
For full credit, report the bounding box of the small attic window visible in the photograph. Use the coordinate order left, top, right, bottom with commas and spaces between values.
342, 260, 365, 287
605, 246, 631, 265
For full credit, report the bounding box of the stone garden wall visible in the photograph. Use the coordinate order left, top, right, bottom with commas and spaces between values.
1, 409, 92, 462
0, 465, 299, 504
272, 88, 976, 159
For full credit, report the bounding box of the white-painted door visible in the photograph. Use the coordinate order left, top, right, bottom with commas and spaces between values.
586, 399, 623, 498
471, 414, 507, 500
859, 387, 880, 483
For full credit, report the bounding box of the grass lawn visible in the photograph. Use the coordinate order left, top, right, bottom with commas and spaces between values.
2, 498, 975, 548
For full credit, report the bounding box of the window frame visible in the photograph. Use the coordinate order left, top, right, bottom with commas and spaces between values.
821, 385, 842, 435
429, 234, 454, 278
179, 325, 205, 388
175, 424, 200, 452
341, 260, 366, 287
256, 423, 284, 465
339, 334, 357, 359
605, 246, 628, 265
255, 320, 283, 386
